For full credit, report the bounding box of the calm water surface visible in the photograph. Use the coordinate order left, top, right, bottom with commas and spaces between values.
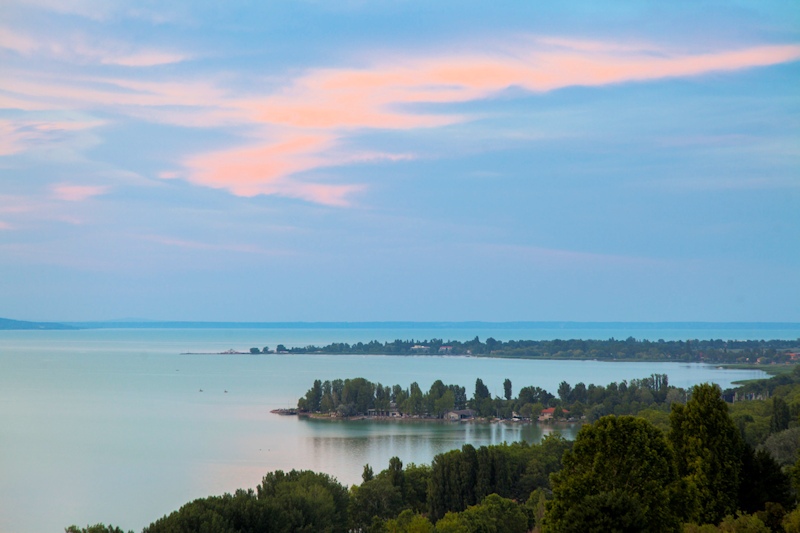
0, 328, 774, 533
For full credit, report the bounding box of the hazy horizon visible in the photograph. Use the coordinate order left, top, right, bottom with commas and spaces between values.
7, 317, 800, 327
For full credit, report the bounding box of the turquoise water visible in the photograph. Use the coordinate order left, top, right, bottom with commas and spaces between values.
0, 328, 772, 533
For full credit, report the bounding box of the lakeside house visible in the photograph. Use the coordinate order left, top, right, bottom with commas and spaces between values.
446, 409, 477, 421
538, 407, 569, 422
367, 405, 401, 417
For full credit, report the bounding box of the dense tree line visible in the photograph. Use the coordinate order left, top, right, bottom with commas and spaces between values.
297, 377, 468, 417
72, 369, 800, 533
298, 373, 683, 421
271, 336, 799, 364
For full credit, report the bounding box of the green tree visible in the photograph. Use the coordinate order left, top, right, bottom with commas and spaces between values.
460, 494, 528, 533
402, 463, 431, 514
670, 383, 743, 525
474, 378, 490, 403
518, 434, 571, 496
790, 453, 800, 500
66, 525, 132, 533
524, 489, 547, 532
387, 456, 404, 489
684, 513, 770, 532
557, 381, 572, 404
342, 377, 375, 414
572, 382, 587, 404
433, 389, 455, 418
404, 382, 424, 415
546, 415, 681, 533
435, 512, 470, 533
737, 445, 792, 513
256, 470, 349, 533
769, 396, 791, 433
362, 464, 374, 483
717, 513, 770, 532
503, 378, 512, 401
301, 379, 323, 412
384, 510, 434, 533
783, 507, 800, 533
143, 492, 254, 533
348, 477, 403, 532
145, 470, 349, 533
434, 495, 527, 533
428, 444, 478, 520
761, 427, 800, 467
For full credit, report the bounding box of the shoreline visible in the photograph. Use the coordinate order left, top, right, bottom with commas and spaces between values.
292, 412, 583, 427
183, 350, 793, 373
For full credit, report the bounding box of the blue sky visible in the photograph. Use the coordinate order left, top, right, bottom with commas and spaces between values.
0, 1, 798, 322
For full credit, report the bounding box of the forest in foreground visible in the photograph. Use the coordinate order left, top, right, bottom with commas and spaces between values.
69, 367, 800, 533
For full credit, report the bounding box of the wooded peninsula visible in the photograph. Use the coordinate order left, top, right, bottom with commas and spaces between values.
72, 367, 800, 533
250, 337, 799, 365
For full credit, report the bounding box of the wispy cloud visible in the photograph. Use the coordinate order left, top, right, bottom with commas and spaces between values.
482, 243, 664, 269
4, 30, 799, 206
0, 26, 188, 67
190, 40, 799, 205
50, 184, 109, 201
138, 234, 292, 256
4, 0, 185, 25
0, 192, 98, 229
648, 176, 800, 192
0, 117, 105, 155
0, 27, 38, 54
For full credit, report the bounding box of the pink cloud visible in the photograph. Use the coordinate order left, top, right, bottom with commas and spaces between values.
0, 220, 11, 230
187, 42, 797, 205
105, 51, 186, 67
158, 170, 181, 180
4, 30, 798, 206
0, 195, 36, 214
50, 184, 109, 201
183, 133, 366, 206
0, 27, 38, 54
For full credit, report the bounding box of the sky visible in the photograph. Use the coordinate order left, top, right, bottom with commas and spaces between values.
0, 1, 798, 322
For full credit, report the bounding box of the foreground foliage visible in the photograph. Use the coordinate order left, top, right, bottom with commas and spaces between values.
143, 470, 348, 533
546, 416, 682, 532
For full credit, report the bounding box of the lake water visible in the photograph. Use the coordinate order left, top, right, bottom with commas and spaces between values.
0, 326, 781, 533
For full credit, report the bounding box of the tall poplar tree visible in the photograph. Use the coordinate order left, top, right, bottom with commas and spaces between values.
669, 383, 743, 525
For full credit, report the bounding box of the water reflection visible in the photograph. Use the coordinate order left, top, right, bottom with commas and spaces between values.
301, 418, 579, 483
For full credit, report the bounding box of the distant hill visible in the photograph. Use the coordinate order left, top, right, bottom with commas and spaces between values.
0, 318, 78, 330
